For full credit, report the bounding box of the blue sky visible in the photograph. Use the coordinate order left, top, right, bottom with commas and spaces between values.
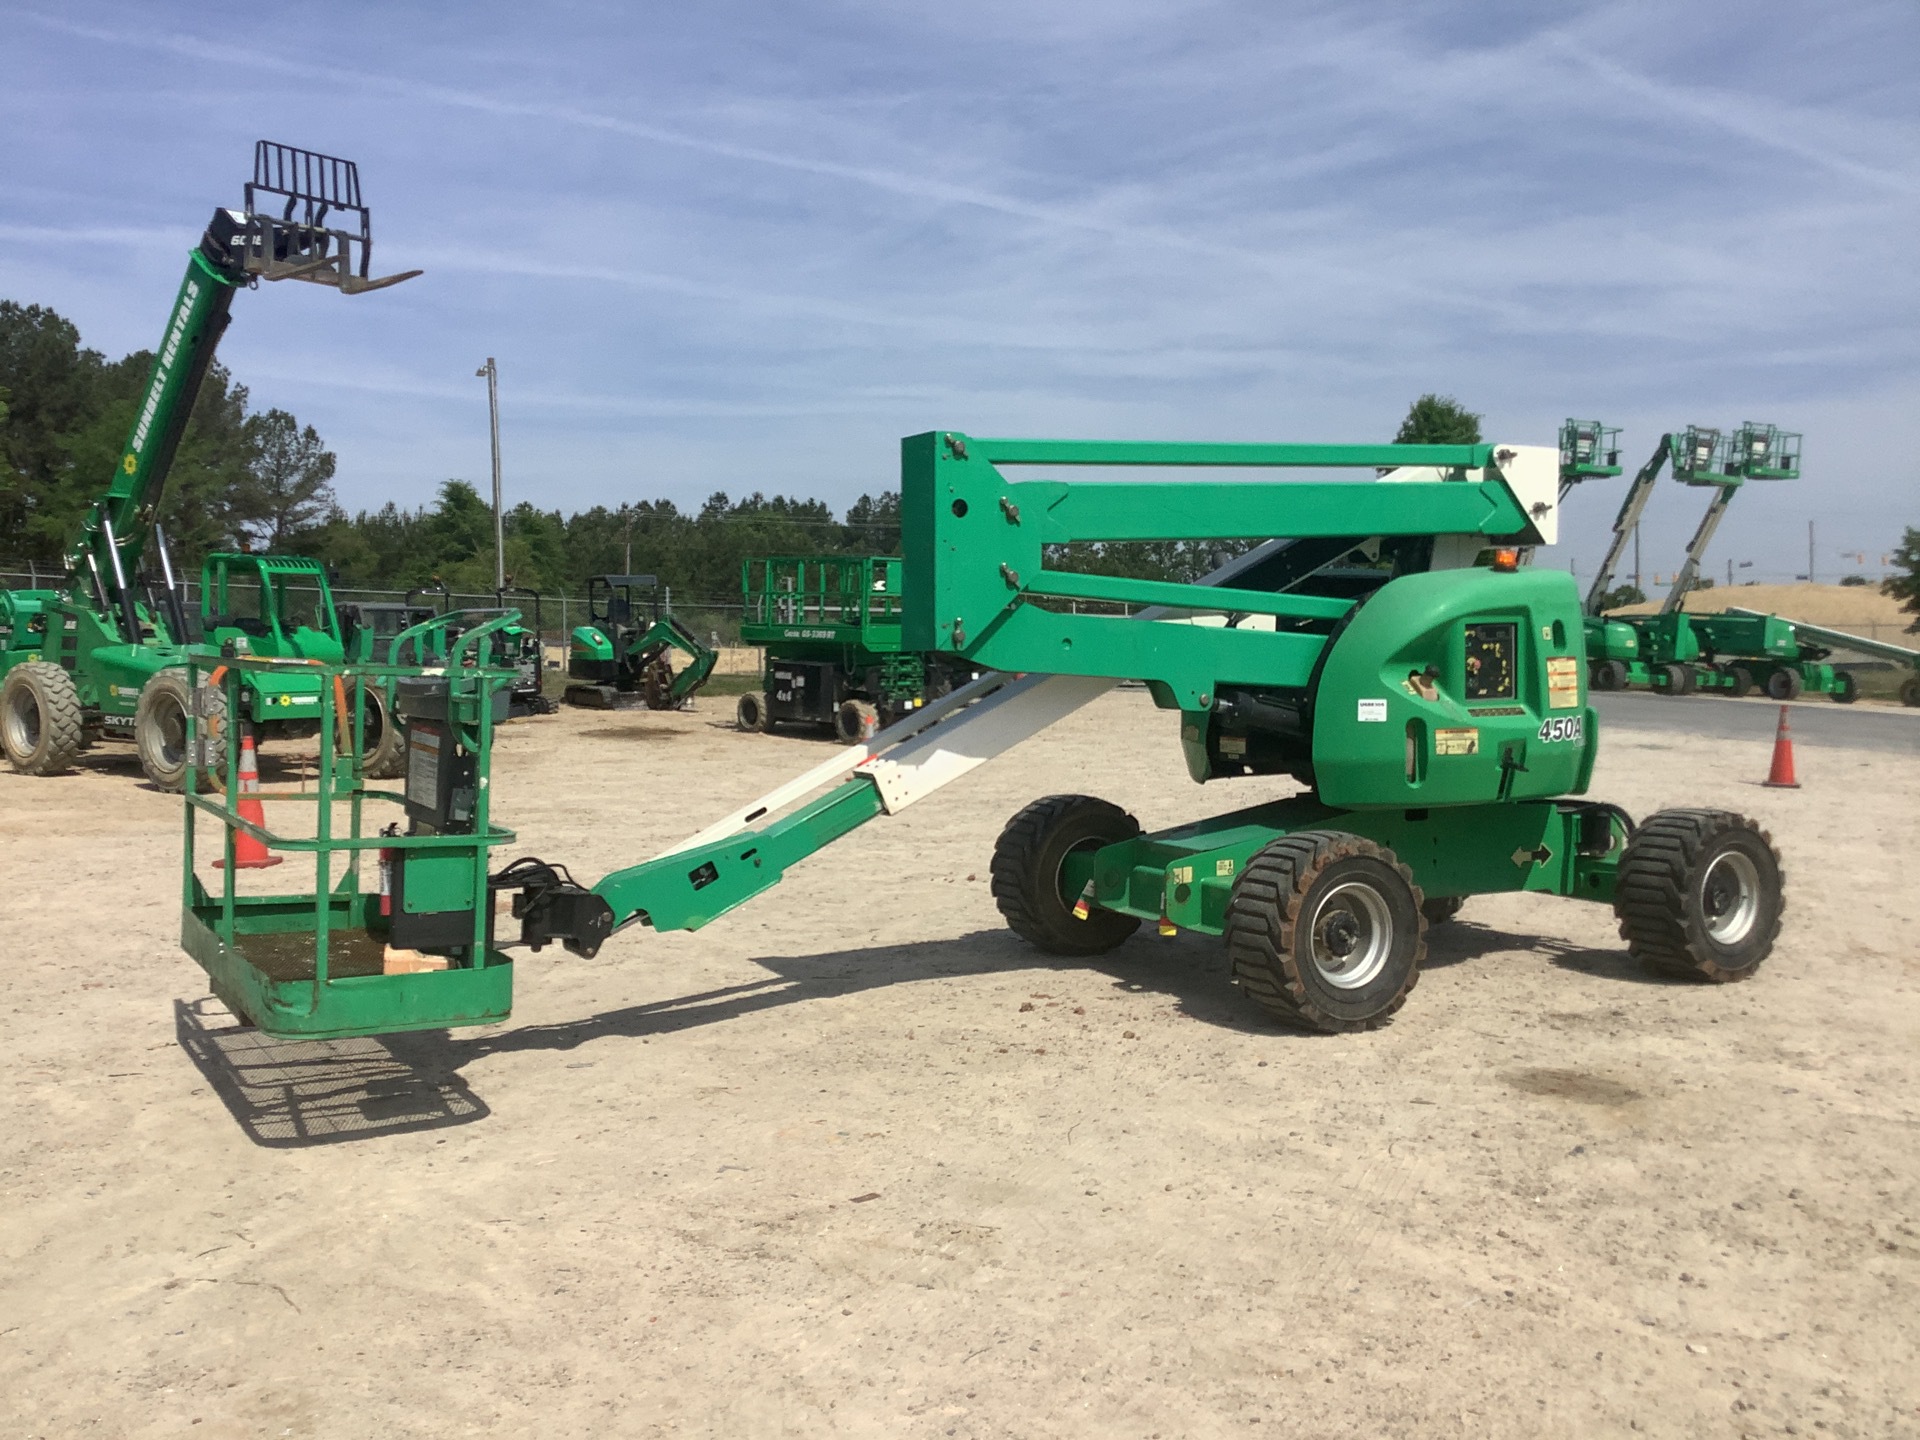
4, 1, 1916, 586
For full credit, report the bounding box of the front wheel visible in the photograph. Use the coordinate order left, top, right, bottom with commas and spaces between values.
1225, 832, 1426, 1032
0, 661, 85, 775
135, 669, 227, 792
991, 794, 1143, 957
1902, 675, 1920, 708
1614, 809, 1784, 982
1728, 666, 1756, 698
1830, 671, 1858, 704
1767, 668, 1804, 701
1651, 663, 1693, 695
359, 682, 408, 780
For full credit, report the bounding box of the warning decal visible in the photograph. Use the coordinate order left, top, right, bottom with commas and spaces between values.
1434, 727, 1479, 756
1547, 655, 1581, 709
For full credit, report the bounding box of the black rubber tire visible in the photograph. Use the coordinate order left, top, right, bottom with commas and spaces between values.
736, 691, 769, 733
1729, 666, 1756, 698
1767, 668, 1804, 701
1590, 660, 1627, 692
641, 658, 676, 711
1902, 676, 1920, 709
1614, 809, 1784, 982
834, 698, 880, 743
134, 668, 228, 792
991, 794, 1143, 957
360, 682, 408, 780
1651, 663, 1689, 696
1225, 831, 1426, 1033
1830, 671, 1858, 705
1420, 895, 1465, 925
0, 660, 85, 775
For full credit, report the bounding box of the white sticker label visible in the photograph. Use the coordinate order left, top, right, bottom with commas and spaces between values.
1537, 716, 1584, 744
406, 727, 443, 808
1357, 698, 1388, 722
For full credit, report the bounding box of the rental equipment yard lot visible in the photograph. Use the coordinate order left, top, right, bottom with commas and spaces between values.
3, 690, 1916, 1438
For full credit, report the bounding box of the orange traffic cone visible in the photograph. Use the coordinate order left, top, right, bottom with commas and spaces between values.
1762, 704, 1800, 789
215, 730, 283, 869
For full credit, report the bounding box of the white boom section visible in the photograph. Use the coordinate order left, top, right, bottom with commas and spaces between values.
655, 444, 1557, 855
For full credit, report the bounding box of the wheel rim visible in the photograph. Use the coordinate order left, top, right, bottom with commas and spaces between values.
4, 691, 40, 754
1701, 850, 1761, 945
151, 692, 187, 769
1306, 880, 1393, 989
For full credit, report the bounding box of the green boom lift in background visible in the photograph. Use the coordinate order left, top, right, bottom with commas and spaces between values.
735, 554, 978, 742
182, 431, 1784, 1042
0, 141, 418, 787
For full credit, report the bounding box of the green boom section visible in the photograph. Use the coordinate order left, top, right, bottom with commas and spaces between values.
69, 249, 241, 595
592, 776, 885, 932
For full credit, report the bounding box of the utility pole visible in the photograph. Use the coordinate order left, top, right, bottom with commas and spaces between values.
1807, 520, 1815, 585
1726, 557, 1732, 586
476, 357, 504, 591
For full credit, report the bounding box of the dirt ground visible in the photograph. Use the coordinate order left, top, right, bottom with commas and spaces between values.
3, 690, 1918, 1439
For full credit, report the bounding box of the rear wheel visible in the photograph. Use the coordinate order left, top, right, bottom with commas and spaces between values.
1767, 668, 1804, 701
834, 698, 879, 743
991, 794, 1143, 957
1830, 671, 1858, 704
0, 661, 85, 775
1729, 666, 1756, 698
736, 691, 769, 733
1902, 675, 1920, 708
1590, 660, 1628, 692
1226, 832, 1425, 1032
1614, 809, 1783, 982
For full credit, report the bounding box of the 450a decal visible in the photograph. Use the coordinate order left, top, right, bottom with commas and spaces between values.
1538, 716, 1584, 744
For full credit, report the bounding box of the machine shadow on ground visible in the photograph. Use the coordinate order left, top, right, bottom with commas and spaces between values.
178, 918, 1672, 1148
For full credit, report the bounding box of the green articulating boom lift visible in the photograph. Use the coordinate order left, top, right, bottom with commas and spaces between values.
564, 574, 717, 710
1580, 423, 1817, 699
1723, 609, 1920, 706
736, 554, 978, 742
0, 141, 418, 788
179, 432, 1786, 1041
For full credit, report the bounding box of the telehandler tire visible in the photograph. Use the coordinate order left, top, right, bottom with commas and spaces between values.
359, 682, 408, 780
135, 668, 227, 792
1613, 809, 1783, 982
0, 661, 85, 775
736, 691, 769, 732
1226, 832, 1425, 1033
1589, 660, 1628, 692
1766, 668, 1803, 701
992, 794, 1143, 957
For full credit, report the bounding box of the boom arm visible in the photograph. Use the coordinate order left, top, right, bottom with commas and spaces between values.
64, 141, 418, 642
1583, 435, 1671, 616
512, 437, 1565, 953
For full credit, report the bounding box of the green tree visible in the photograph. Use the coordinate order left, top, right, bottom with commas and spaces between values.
1882, 527, 1920, 634
1595, 583, 1646, 611
238, 409, 337, 550
1393, 393, 1483, 446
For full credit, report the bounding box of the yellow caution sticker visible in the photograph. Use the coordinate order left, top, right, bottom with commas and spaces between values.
1434, 727, 1479, 756
1546, 655, 1581, 709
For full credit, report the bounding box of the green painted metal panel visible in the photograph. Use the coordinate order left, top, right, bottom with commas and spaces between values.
1025, 569, 1355, 620
1311, 568, 1592, 810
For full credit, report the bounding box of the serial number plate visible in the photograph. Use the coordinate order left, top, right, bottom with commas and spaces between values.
1537, 716, 1584, 743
